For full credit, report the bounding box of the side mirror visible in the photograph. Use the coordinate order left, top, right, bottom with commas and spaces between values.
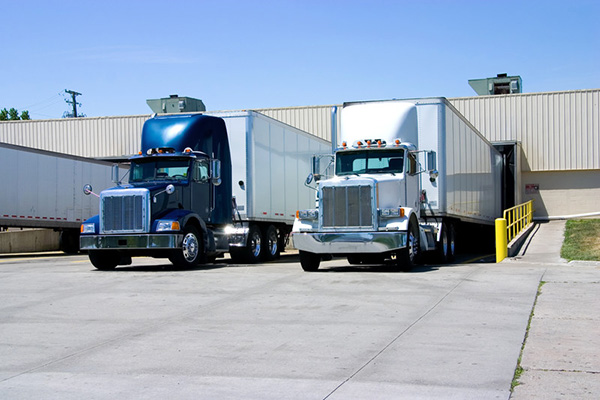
83, 184, 93, 195
426, 151, 437, 172
305, 173, 314, 185
211, 159, 222, 186
111, 164, 120, 184
311, 156, 320, 176
166, 184, 175, 195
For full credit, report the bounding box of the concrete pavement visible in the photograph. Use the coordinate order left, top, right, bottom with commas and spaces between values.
0, 220, 598, 399
508, 220, 600, 399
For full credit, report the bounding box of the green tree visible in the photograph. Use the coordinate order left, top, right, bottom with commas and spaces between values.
8, 108, 19, 120
0, 107, 31, 120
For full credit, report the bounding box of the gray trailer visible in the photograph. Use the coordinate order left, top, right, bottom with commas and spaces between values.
0, 142, 122, 253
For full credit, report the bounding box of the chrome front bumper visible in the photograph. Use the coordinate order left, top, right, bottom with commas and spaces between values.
292, 231, 407, 254
80, 234, 182, 250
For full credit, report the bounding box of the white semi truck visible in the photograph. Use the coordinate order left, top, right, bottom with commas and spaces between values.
0, 142, 122, 253
292, 98, 502, 271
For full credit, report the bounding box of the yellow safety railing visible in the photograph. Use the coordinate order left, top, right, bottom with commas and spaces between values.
495, 200, 534, 263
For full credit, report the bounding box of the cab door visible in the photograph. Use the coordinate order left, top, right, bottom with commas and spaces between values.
405, 152, 420, 216
191, 159, 211, 221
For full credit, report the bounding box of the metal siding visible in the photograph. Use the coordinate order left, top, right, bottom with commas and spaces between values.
256, 105, 340, 142
1, 90, 597, 172
0, 115, 148, 158
449, 89, 600, 171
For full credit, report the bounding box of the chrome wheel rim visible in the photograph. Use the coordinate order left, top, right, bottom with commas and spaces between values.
250, 231, 261, 258
182, 232, 199, 262
268, 231, 278, 256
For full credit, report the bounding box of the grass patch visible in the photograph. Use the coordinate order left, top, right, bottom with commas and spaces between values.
560, 219, 600, 261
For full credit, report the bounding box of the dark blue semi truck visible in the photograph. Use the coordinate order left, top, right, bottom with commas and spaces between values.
80, 112, 330, 270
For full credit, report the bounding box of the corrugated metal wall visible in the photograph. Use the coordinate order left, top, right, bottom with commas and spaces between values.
1, 90, 598, 173
254, 105, 340, 142
0, 115, 148, 158
449, 89, 600, 171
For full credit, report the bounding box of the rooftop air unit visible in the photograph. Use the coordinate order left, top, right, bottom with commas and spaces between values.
468, 73, 522, 96
146, 95, 206, 114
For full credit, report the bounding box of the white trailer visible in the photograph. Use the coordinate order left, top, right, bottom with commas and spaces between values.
209, 111, 331, 262
0, 142, 122, 253
292, 98, 503, 271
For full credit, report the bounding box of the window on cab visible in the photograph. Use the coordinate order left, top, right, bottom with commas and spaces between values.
130, 159, 191, 182
192, 159, 210, 183
336, 149, 404, 175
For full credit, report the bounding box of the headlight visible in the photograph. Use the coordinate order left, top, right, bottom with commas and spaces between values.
156, 220, 181, 232
296, 209, 318, 220
80, 223, 96, 234
379, 207, 405, 218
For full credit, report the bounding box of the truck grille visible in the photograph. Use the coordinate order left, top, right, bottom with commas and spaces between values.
322, 185, 373, 228
100, 189, 150, 234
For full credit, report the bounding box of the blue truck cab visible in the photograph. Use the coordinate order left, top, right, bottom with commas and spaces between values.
80, 114, 233, 270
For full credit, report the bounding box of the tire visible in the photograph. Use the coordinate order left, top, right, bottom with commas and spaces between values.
88, 250, 119, 270
59, 230, 80, 254
263, 225, 280, 261
170, 225, 203, 268
299, 250, 321, 271
347, 255, 362, 265
229, 225, 263, 264
395, 221, 421, 271
436, 223, 451, 263
447, 223, 456, 262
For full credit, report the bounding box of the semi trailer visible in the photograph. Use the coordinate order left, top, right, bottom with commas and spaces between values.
292, 98, 503, 271
80, 111, 330, 270
0, 142, 122, 253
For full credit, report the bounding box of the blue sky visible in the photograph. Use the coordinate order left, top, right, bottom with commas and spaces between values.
2, 0, 599, 119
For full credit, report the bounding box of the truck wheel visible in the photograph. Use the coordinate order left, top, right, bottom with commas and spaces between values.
447, 223, 456, 262
170, 226, 203, 268
263, 225, 280, 261
436, 223, 450, 263
396, 222, 420, 271
299, 251, 321, 271
59, 230, 80, 254
230, 225, 263, 264
347, 255, 362, 265
88, 250, 119, 270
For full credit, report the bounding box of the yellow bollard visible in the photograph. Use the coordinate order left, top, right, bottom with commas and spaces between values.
495, 218, 508, 263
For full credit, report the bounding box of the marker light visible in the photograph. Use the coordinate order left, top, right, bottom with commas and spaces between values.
184, 147, 193, 153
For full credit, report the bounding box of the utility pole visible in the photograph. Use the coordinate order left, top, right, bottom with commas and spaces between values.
64, 89, 82, 118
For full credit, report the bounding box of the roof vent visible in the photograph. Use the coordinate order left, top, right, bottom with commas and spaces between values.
468, 74, 522, 96
146, 95, 206, 114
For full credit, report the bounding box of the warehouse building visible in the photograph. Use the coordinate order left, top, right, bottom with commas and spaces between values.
0, 89, 598, 219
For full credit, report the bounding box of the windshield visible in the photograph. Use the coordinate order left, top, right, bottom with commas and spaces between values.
130, 159, 191, 182
336, 149, 404, 176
